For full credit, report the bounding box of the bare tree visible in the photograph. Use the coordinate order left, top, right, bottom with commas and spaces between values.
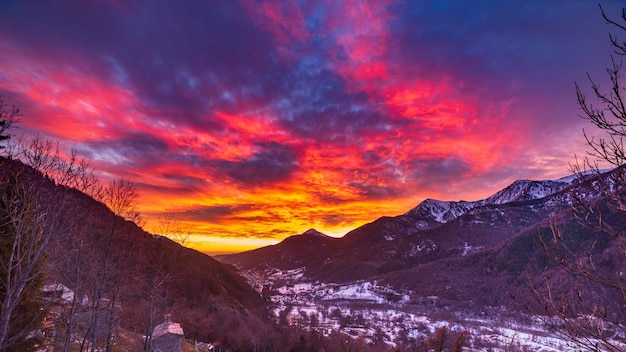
5, 140, 145, 351
0, 138, 99, 350
532, 5, 626, 351
0, 170, 47, 350
101, 179, 142, 224
0, 108, 106, 351
577, 6, 626, 169
0, 100, 19, 150
59, 236, 88, 352
83, 178, 142, 352
8, 134, 102, 197
0, 108, 148, 351
156, 212, 194, 247
140, 257, 171, 352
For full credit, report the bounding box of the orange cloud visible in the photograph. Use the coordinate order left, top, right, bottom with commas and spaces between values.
0, 0, 590, 254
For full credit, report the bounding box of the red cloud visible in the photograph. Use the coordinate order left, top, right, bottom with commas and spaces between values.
0, 0, 593, 253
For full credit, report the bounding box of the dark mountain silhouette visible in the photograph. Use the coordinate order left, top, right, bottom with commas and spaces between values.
0, 156, 272, 348
6, 152, 622, 350
217, 228, 338, 270
219, 174, 579, 278
219, 169, 623, 309
380, 205, 626, 311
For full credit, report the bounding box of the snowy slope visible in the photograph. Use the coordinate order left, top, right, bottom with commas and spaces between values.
405, 176, 576, 224
404, 199, 477, 223
484, 179, 571, 205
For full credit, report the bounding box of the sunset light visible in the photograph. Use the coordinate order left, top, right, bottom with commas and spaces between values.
0, 1, 618, 254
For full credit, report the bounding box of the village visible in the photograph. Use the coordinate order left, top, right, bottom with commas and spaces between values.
241, 267, 588, 351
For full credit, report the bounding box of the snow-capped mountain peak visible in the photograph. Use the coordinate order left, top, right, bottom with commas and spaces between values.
406, 175, 576, 224
405, 198, 477, 223
483, 179, 570, 205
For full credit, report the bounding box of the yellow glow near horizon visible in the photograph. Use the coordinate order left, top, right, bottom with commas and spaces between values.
0, 0, 599, 257
179, 235, 279, 256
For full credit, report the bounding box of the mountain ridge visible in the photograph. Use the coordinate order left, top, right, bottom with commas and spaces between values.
404, 176, 575, 226
0, 156, 274, 348
218, 169, 613, 285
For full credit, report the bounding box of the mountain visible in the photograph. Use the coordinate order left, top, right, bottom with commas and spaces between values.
217, 167, 625, 350
379, 203, 626, 310
403, 177, 573, 225
405, 198, 477, 224
218, 228, 338, 270
483, 178, 572, 204
219, 169, 613, 290
0, 157, 274, 349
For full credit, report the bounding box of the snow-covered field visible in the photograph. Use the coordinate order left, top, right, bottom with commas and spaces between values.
242, 267, 618, 351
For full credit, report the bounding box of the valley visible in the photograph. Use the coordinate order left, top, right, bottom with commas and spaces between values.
219, 169, 626, 351
2, 152, 624, 351
4, 2, 626, 351
241, 266, 583, 351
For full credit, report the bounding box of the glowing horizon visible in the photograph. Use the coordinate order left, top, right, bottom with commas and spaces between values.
0, 1, 620, 254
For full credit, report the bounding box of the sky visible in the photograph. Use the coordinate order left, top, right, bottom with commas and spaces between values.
0, 0, 623, 254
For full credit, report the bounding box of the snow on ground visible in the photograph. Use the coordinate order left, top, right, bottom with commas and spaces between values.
277, 283, 312, 295
240, 267, 623, 351
42, 283, 75, 303
321, 282, 385, 303
460, 241, 485, 256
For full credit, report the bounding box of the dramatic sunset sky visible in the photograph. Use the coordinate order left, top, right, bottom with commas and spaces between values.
0, 1, 622, 254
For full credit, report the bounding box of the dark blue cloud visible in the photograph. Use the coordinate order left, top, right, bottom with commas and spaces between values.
391, 0, 617, 131
0, 1, 286, 128
217, 141, 300, 186
174, 204, 257, 223
410, 157, 473, 194
3, 0, 612, 154
76, 132, 170, 167
1, 0, 624, 243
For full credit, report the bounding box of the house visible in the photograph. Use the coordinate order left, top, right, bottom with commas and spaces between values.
152, 314, 184, 352
41, 283, 75, 304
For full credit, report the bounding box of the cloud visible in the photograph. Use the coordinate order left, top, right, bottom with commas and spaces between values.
216, 141, 300, 186
173, 204, 257, 223
76, 132, 170, 166
0, 0, 617, 250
